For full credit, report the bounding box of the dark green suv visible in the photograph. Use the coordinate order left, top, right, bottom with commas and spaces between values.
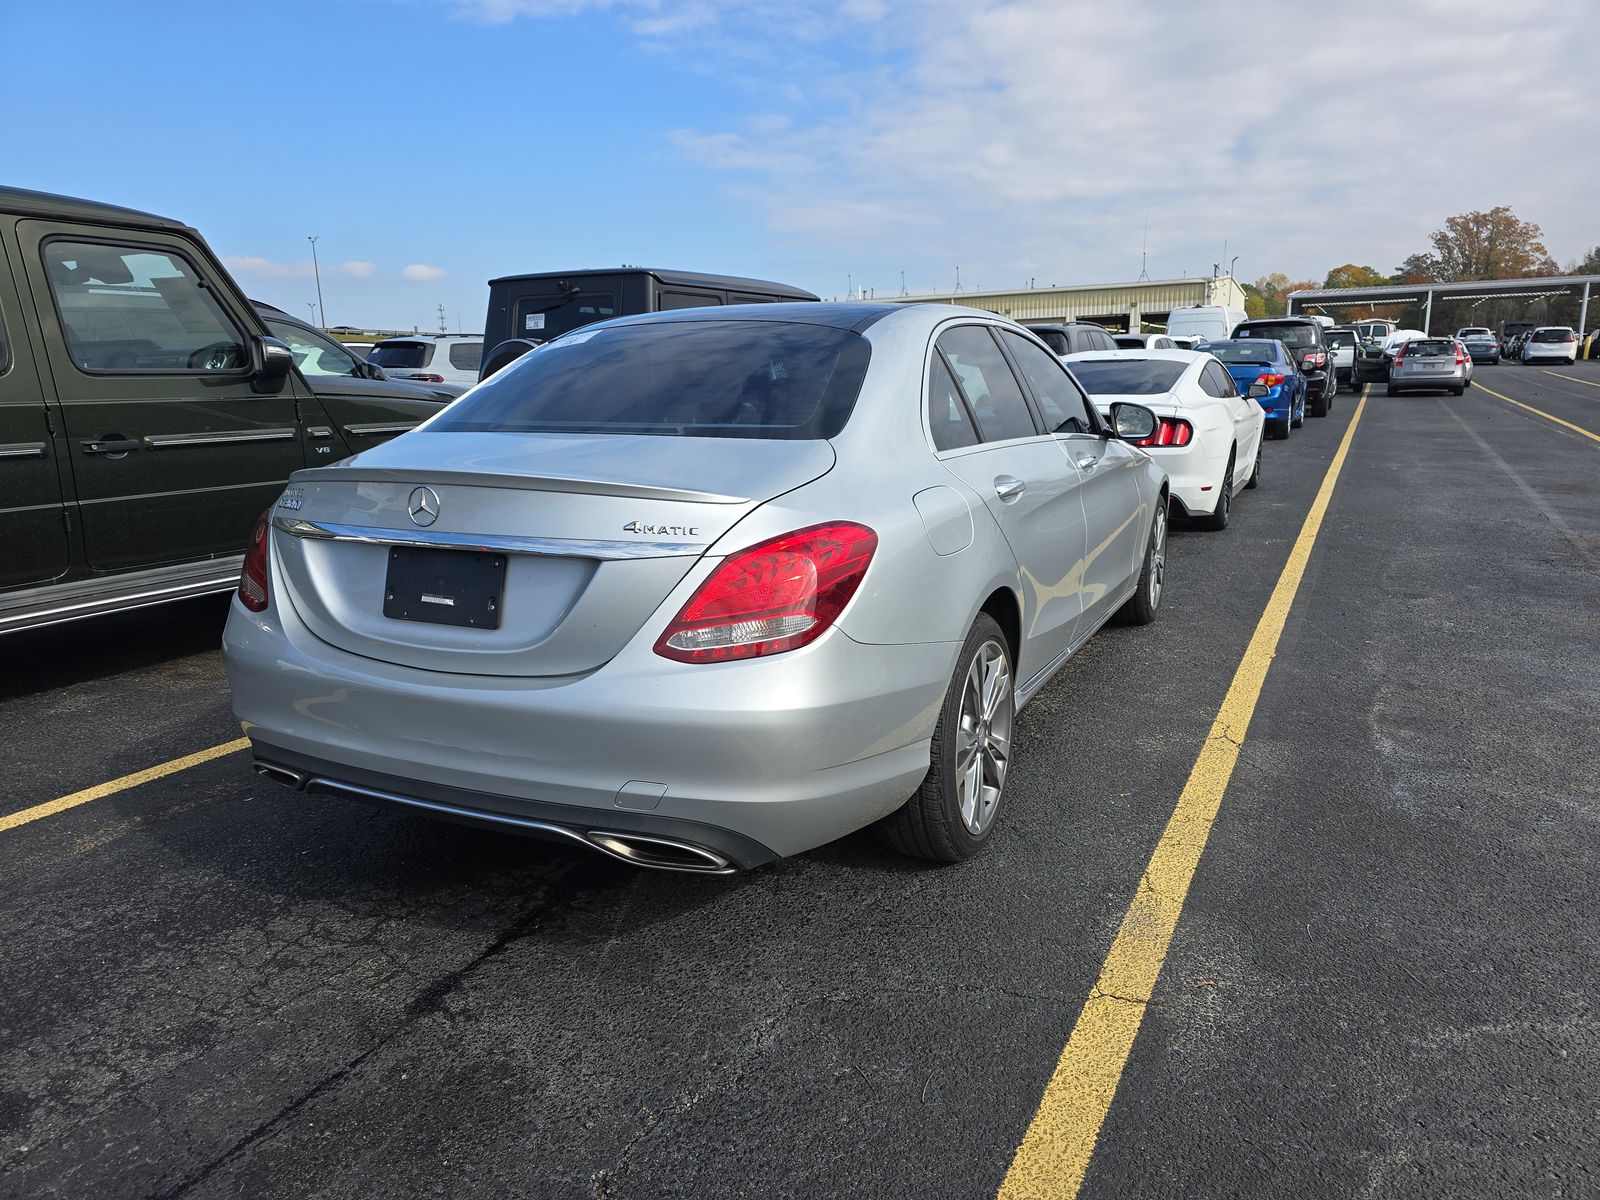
0, 186, 446, 634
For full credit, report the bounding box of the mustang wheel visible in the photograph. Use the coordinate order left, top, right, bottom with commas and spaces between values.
878, 614, 1014, 862
1196, 453, 1233, 531
1245, 440, 1262, 489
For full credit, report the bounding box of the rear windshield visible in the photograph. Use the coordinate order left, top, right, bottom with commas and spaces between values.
428, 320, 871, 439
515, 292, 618, 341
1531, 328, 1575, 342
1065, 359, 1185, 396
1236, 322, 1317, 348
369, 342, 429, 369
1406, 340, 1455, 356
1458, 328, 1491, 337
1033, 329, 1069, 355
1325, 330, 1356, 347
1205, 341, 1280, 364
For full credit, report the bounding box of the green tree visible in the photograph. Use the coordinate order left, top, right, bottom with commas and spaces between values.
1390, 253, 1437, 284
1426, 206, 1559, 280
1570, 245, 1600, 275
1324, 264, 1386, 290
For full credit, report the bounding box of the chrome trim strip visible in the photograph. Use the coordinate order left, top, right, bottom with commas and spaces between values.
303, 465, 749, 504
0, 442, 47, 459
0, 567, 243, 633
302, 777, 736, 874
307, 426, 334, 439
344, 422, 419, 436
145, 428, 297, 449
271, 515, 706, 559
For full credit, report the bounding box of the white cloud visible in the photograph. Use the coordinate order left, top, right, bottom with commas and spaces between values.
223, 255, 312, 279
341, 260, 377, 278
651, 0, 1599, 285
402, 263, 447, 282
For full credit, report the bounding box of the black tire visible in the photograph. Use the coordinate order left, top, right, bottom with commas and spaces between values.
877, 614, 1013, 863
1116, 496, 1167, 625
1270, 417, 1291, 440
1385, 384, 1398, 396
1195, 452, 1234, 531
1245, 438, 1261, 489
1451, 385, 1464, 396
1309, 386, 1330, 418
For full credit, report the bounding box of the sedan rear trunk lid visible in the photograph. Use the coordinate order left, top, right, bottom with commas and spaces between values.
270, 431, 835, 677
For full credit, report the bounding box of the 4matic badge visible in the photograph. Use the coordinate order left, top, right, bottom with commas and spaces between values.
623, 520, 701, 537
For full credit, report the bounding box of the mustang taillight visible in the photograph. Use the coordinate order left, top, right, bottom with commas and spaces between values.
238, 510, 271, 613
1134, 417, 1193, 448
655, 522, 877, 663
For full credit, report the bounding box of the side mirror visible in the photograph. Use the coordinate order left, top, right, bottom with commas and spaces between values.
1109, 402, 1158, 442
250, 335, 294, 394
478, 337, 542, 381
364, 362, 388, 380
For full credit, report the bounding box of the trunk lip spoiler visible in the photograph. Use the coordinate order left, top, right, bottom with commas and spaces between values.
271, 516, 708, 560
291, 466, 749, 505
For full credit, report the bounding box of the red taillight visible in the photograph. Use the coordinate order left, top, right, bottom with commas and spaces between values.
1254, 373, 1286, 388
1135, 416, 1193, 448
654, 522, 877, 663
406, 373, 447, 383
1304, 351, 1326, 367
1392, 346, 1406, 361
238, 510, 270, 612
1455, 347, 1467, 365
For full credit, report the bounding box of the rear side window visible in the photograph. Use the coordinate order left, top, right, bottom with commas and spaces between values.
430, 320, 871, 440
927, 355, 979, 451
1033, 328, 1070, 355
1067, 359, 1186, 396
937, 326, 1038, 443
44, 240, 246, 373
369, 341, 430, 369
1203, 362, 1238, 397
1531, 328, 1575, 342
1001, 330, 1095, 433
448, 342, 482, 371
659, 292, 722, 311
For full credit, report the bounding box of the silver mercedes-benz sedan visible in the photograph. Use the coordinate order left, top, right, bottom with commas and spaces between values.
224, 303, 1169, 872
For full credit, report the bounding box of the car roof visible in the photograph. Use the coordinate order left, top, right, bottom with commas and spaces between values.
585, 300, 922, 335
0, 184, 190, 231
486, 266, 818, 300
1237, 316, 1319, 325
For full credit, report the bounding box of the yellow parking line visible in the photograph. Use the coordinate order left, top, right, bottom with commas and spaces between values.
997, 392, 1370, 1200
1476, 383, 1600, 446
1543, 370, 1600, 390
0, 738, 249, 835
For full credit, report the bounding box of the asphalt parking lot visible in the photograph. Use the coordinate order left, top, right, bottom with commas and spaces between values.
3, 361, 1598, 1199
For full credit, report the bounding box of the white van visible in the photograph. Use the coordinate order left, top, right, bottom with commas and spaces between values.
1165, 305, 1246, 343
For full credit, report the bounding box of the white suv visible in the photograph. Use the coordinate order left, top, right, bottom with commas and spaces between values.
367, 334, 484, 388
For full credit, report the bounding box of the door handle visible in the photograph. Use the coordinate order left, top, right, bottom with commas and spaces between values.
81, 437, 141, 455
1076, 454, 1099, 470
994, 476, 1026, 502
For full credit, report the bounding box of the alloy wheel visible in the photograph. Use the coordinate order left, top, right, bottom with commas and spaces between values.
1149, 502, 1167, 607
955, 640, 1013, 836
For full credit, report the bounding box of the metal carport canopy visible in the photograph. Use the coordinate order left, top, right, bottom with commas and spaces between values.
1286, 274, 1600, 335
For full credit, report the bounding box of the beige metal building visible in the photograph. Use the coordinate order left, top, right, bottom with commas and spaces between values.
886, 275, 1247, 334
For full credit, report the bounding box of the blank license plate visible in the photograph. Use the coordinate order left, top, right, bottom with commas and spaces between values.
383, 546, 505, 629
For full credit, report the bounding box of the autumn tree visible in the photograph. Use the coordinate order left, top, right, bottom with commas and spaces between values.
1323, 264, 1386, 290
1425, 206, 1560, 281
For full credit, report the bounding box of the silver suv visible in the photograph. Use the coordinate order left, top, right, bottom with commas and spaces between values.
367, 334, 483, 388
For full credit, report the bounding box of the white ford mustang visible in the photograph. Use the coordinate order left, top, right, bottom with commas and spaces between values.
1063, 349, 1266, 530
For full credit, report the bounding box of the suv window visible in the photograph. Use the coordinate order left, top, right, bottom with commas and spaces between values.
1237, 322, 1318, 348
1032, 328, 1070, 355
517, 292, 618, 340
430, 320, 871, 440
369, 341, 431, 369
265, 318, 362, 377
44, 240, 246, 373
448, 341, 482, 371
937, 326, 1038, 443
659, 292, 722, 311
927, 355, 979, 451
1000, 330, 1095, 433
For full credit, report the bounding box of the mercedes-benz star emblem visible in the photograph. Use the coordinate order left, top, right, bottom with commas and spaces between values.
407, 486, 441, 527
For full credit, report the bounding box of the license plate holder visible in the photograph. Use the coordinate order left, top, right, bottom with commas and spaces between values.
383, 546, 505, 629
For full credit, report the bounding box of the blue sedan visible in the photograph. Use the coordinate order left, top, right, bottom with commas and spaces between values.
1198, 338, 1307, 439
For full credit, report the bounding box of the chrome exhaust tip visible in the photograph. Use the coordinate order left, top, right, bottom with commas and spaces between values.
252, 760, 308, 789
585, 830, 735, 874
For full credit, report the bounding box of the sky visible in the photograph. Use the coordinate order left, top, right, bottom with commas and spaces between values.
6, 0, 1595, 332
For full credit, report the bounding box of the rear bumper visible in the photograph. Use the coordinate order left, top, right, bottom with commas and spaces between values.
223, 594, 950, 864
1250, 387, 1296, 422
1389, 368, 1467, 391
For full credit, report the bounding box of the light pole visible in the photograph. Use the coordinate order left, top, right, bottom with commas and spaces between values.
1229, 255, 1239, 280
307, 236, 325, 327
